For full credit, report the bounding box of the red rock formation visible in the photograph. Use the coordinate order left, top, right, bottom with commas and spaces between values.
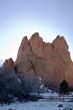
3, 58, 14, 71
15, 33, 73, 87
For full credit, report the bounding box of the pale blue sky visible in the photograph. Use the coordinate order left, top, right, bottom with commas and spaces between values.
0, 0, 73, 61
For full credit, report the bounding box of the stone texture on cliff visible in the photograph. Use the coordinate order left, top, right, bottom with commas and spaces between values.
15, 33, 73, 87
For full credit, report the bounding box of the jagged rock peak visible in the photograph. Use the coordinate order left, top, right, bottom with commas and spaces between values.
52, 35, 69, 51
21, 36, 28, 44
3, 58, 14, 71
29, 32, 43, 43
17, 36, 29, 54
21, 36, 28, 47
29, 32, 44, 58
31, 32, 40, 38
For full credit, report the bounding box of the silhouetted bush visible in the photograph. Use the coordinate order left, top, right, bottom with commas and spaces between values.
59, 80, 69, 94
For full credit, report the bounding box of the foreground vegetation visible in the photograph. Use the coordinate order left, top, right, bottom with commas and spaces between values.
0, 66, 73, 104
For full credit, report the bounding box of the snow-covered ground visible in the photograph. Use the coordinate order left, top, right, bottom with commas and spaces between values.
0, 92, 73, 110
0, 101, 73, 110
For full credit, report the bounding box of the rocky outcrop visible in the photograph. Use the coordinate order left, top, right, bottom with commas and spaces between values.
3, 58, 14, 71
15, 32, 73, 87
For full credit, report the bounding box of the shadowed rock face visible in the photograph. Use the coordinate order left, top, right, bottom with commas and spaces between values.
3, 58, 14, 71
14, 32, 73, 87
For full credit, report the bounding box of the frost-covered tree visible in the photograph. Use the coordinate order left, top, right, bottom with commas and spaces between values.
19, 73, 41, 96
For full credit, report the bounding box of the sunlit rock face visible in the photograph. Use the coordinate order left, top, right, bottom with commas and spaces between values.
15, 32, 73, 87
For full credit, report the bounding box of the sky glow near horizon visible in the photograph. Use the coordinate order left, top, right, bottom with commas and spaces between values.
0, 0, 73, 61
